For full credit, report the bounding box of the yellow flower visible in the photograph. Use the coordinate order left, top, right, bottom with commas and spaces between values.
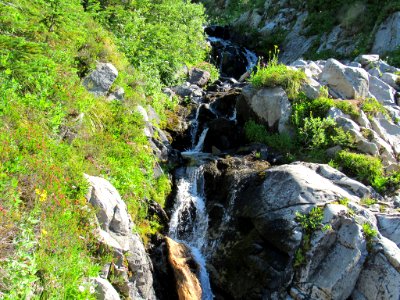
35, 188, 47, 202
41, 229, 48, 235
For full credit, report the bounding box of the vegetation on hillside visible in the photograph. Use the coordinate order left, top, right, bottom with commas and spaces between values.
0, 0, 208, 298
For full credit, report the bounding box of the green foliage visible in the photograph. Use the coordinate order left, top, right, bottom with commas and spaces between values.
295, 207, 325, 234
244, 120, 296, 156
362, 222, 378, 251
338, 198, 350, 206
360, 98, 388, 119
360, 197, 377, 206
0, 0, 210, 297
334, 151, 385, 190
92, 0, 208, 86
249, 47, 308, 99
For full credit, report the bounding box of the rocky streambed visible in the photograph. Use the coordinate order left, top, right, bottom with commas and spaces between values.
81, 28, 400, 300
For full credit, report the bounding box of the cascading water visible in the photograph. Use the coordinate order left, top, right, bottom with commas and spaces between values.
168, 107, 214, 299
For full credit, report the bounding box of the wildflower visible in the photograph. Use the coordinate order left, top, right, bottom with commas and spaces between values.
78, 285, 85, 292
41, 229, 48, 235
89, 285, 95, 294
35, 188, 47, 202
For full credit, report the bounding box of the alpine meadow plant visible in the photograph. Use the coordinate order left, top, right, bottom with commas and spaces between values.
248, 46, 308, 99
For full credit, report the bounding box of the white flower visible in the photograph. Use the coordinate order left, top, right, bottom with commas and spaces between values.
89, 286, 96, 294
78, 285, 85, 292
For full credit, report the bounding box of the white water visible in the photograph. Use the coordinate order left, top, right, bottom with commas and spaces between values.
168, 166, 214, 300
168, 107, 213, 299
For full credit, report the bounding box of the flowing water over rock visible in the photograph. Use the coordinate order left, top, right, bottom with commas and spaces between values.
168, 113, 214, 299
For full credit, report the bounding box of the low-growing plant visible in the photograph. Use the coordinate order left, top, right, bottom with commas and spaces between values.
244, 120, 297, 155
360, 197, 377, 206
334, 150, 384, 188
249, 47, 308, 99
295, 206, 325, 234
360, 98, 388, 119
362, 223, 378, 251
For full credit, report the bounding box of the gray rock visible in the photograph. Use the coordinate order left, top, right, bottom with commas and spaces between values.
317, 25, 356, 57
327, 107, 350, 120
376, 214, 400, 247
107, 87, 124, 101
319, 59, 369, 99
352, 237, 400, 300
280, 13, 318, 63
136, 105, 149, 122
368, 67, 381, 78
372, 12, 400, 54
188, 68, 211, 87
368, 75, 396, 104
355, 55, 380, 67
92, 277, 121, 300
349, 62, 362, 68
336, 116, 360, 132
84, 175, 156, 300
381, 72, 400, 90
301, 77, 321, 99
242, 85, 292, 133
370, 117, 400, 155
83, 63, 118, 97
357, 111, 371, 128
294, 217, 367, 300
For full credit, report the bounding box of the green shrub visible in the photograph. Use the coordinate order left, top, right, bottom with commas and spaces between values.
334, 151, 384, 188
360, 198, 377, 206
244, 120, 296, 155
362, 222, 378, 251
360, 97, 388, 118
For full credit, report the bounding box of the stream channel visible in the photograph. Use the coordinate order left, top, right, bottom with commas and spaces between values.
166, 28, 258, 299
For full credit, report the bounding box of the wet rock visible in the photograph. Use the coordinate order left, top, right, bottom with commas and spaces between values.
165, 237, 202, 300
203, 118, 242, 152
319, 59, 369, 99
83, 63, 118, 97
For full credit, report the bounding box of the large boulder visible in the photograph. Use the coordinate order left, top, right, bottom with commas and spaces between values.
319, 59, 369, 99
239, 85, 292, 133
85, 175, 156, 300
368, 75, 396, 104
352, 237, 400, 300
372, 12, 400, 54
83, 63, 118, 97
165, 237, 202, 300
203, 161, 377, 299
92, 277, 121, 300
376, 214, 400, 247
188, 68, 211, 87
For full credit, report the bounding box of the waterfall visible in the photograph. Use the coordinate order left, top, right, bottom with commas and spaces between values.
168, 166, 214, 300
168, 106, 213, 299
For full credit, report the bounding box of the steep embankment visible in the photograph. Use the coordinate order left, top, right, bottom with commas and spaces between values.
0, 0, 211, 298
200, 0, 400, 64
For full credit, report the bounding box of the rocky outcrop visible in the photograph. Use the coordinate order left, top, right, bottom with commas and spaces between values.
239, 85, 292, 133
83, 63, 118, 97
319, 59, 369, 99
84, 175, 156, 300
165, 237, 202, 300
92, 277, 121, 300
372, 12, 400, 55
188, 68, 211, 87
202, 160, 400, 299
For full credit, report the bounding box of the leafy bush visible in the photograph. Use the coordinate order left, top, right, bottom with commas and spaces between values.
244, 120, 296, 155
334, 151, 384, 189
295, 206, 325, 234
360, 97, 388, 118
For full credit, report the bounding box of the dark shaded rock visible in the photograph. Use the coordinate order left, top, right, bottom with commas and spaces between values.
203, 118, 242, 152
205, 25, 231, 39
